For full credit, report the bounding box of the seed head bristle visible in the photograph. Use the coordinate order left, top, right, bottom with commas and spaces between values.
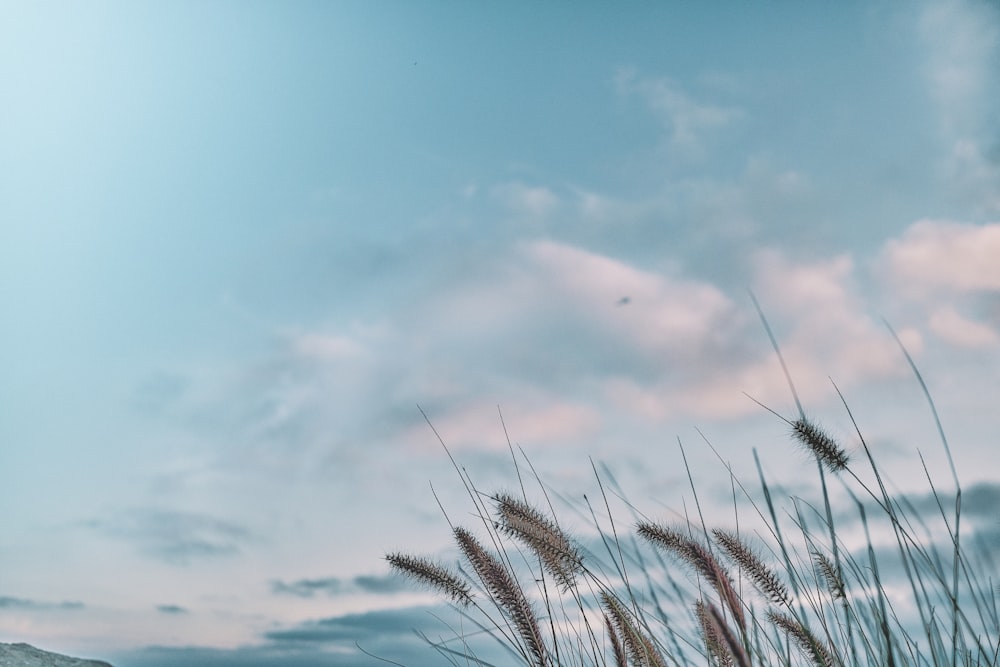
601, 592, 667, 667
453, 527, 548, 667
712, 529, 792, 607
812, 551, 846, 600
386, 552, 473, 606
704, 601, 752, 667
494, 492, 583, 591
791, 418, 850, 472
604, 613, 628, 667
695, 600, 735, 667
637, 523, 746, 633
768, 610, 836, 667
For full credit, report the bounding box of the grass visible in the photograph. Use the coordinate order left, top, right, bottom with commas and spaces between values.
382, 324, 999, 667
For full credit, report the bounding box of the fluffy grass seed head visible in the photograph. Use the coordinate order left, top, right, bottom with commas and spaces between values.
767, 610, 836, 667
695, 600, 735, 667
493, 492, 583, 591
637, 523, 746, 633
601, 591, 667, 667
812, 550, 846, 601
453, 526, 549, 667
791, 417, 850, 473
385, 552, 473, 606
712, 529, 792, 607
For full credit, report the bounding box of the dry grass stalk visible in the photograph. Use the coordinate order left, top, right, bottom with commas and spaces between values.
695, 600, 735, 667
637, 523, 746, 633
494, 492, 583, 591
812, 551, 846, 601
712, 528, 792, 607
604, 612, 629, 667
705, 602, 752, 667
601, 592, 667, 667
767, 610, 837, 667
385, 552, 473, 606
453, 526, 549, 667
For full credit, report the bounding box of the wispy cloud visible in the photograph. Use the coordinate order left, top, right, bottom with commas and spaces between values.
155, 605, 188, 615
259, 605, 486, 664
616, 68, 741, 155
271, 578, 343, 598
919, 0, 1000, 212
492, 182, 560, 219
86, 509, 254, 565
0, 596, 84, 610
883, 220, 1000, 294
271, 574, 408, 598
881, 220, 1000, 347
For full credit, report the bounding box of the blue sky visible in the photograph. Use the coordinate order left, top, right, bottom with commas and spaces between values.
2, 1, 1000, 665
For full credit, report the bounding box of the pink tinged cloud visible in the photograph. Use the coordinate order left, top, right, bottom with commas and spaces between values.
883, 220, 1000, 293
928, 306, 1000, 347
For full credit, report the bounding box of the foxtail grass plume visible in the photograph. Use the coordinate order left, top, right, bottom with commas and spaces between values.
812, 551, 846, 600
637, 523, 746, 633
494, 492, 583, 591
601, 591, 668, 667
453, 526, 549, 667
712, 529, 792, 607
767, 610, 836, 667
695, 600, 735, 667
604, 612, 629, 667
791, 418, 849, 473
385, 552, 473, 606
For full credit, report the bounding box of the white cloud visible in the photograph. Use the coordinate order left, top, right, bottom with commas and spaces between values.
609, 249, 925, 421
883, 220, 1000, 293
751, 250, 923, 385
919, 0, 998, 136
291, 333, 364, 361
404, 398, 604, 453
880, 219, 1000, 347
261, 240, 946, 431
492, 182, 560, 218
919, 0, 1000, 213
524, 239, 735, 353
616, 68, 740, 154
928, 306, 1000, 347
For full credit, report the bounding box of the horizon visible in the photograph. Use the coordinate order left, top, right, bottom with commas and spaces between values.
3, 2, 1000, 665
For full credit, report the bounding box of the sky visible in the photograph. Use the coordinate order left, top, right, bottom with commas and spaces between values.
2, 1, 1000, 665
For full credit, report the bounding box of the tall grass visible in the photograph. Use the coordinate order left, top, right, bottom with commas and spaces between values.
384, 329, 999, 667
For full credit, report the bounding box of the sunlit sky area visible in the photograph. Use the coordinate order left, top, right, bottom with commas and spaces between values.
2, 2, 1000, 665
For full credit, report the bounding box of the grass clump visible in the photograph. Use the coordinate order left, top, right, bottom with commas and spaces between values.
382, 330, 999, 667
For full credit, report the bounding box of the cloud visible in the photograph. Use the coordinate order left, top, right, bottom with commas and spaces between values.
271, 578, 343, 598
883, 220, 1000, 294
289, 333, 363, 362
187, 235, 942, 471
130, 372, 189, 416
263, 610, 405, 644
352, 574, 409, 595
155, 605, 188, 615
259, 606, 481, 664
919, 0, 1000, 212
881, 220, 1000, 346
492, 182, 560, 218
919, 0, 999, 136
271, 574, 409, 598
907, 480, 1000, 520
117, 608, 486, 667
0, 597, 84, 610
116, 645, 368, 667
86, 509, 254, 565
928, 306, 1000, 347
616, 68, 740, 154
589, 247, 923, 420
